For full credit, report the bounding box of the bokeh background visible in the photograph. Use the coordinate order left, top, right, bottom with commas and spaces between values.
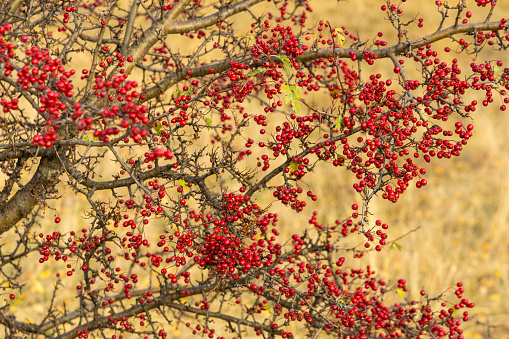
2, 0, 509, 338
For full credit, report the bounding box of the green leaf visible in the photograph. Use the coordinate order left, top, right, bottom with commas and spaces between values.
93, 136, 98, 142
289, 161, 298, 172
179, 179, 187, 188
337, 295, 347, 304
155, 122, 162, 136
292, 101, 301, 113
334, 27, 345, 47
282, 85, 302, 113
389, 242, 403, 253
291, 85, 301, 96
83, 135, 89, 142
205, 118, 213, 130
335, 153, 346, 165
396, 288, 405, 299
173, 89, 192, 98
241, 34, 255, 42
246, 69, 266, 78
276, 55, 292, 78
334, 116, 345, 130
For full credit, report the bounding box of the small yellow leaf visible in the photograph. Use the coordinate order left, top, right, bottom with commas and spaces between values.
489, 294, 501, 301
33, 280, 44, 294
334, 28, 345, 47
396, 288, 405, 298
39, 270, 52, 279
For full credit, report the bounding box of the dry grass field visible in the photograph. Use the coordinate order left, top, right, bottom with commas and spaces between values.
2, 0, 509, 338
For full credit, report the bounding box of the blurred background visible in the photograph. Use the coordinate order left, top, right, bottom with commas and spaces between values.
3, 0, 509, 338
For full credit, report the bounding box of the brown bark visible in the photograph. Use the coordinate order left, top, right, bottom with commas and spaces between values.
0, 156, 61, 235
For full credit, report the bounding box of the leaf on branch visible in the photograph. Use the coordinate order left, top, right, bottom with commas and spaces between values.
276, 55, 292, 78
289, 161, 298, 173
205, 118, 213, 130
396, 288, 405, 299
179, 179, 189, 192
173, 88, 192, 98
292, 101, 301, 113
246, 69, 267, 78
282, 84, 302, 113
241, 34, 255, 42
334, 116, 345, 130
334, 27, 346, 47
389, 242, 403, 252
155, 122, 162, 136
335, 153, 346, 165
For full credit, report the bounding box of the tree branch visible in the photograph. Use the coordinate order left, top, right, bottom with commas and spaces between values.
142, 21, 505, 102
162, 0, 265, 35
0, 156, 61, 235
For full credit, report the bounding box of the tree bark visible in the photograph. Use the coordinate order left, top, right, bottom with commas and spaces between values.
0, 156, 61, 235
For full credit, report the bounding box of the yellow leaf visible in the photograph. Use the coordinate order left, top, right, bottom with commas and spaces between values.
32, 280, 44, 294
39, 270, 52, 279
396, 289, 405, 298
334, 28, 345, 47
489, 294, 501, 301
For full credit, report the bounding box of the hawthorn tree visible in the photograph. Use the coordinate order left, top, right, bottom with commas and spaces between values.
0, 0, 507, 337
